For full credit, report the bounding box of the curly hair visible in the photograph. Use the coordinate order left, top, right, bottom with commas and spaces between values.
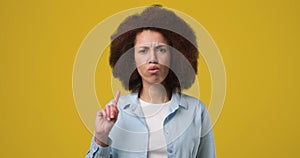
109, 5, 199, 93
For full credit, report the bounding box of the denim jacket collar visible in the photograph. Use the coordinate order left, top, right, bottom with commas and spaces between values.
120, 92, 188, 116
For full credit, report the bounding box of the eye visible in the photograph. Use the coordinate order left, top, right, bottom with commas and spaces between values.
137, 48, 148, 54
156, 46, 169, 53
159, 48, 167, 53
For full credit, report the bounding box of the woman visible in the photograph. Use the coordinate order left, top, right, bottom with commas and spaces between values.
86, 5, 216, 158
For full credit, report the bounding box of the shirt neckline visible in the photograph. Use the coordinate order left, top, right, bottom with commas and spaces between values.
139, 98, 171, 107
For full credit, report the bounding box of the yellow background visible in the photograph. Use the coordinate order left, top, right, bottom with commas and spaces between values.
1, 0, 299, 157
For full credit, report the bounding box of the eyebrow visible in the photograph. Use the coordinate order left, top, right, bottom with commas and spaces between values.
136, 46, 149, 49
135, 44, 168, 49
155, 45, 168, 49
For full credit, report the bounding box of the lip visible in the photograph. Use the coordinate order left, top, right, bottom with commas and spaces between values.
148, 66, 159, 74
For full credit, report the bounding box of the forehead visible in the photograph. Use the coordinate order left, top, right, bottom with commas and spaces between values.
135, 30, 168, 46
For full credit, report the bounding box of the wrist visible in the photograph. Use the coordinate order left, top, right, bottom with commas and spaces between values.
94, 136, 109, 147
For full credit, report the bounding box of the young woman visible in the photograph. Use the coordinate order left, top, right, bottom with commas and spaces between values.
86, 5, 216, 158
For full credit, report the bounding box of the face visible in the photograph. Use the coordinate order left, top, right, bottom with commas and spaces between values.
134, 30, 171, 86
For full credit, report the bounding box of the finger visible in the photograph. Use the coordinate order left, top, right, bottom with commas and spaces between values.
114, 104, 119, 114
110, 105, 115, 119
112, 90, 120, 106
97, 110, 105, 118
105, 106, 111, 121
113, 105, 119, 120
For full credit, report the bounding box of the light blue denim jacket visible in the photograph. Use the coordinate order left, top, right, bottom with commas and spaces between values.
86, 92, 216, 158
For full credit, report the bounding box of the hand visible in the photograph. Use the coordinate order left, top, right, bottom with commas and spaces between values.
94, 91, 120, 146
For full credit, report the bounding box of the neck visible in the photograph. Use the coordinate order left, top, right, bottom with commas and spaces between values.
140, 83, 170, 104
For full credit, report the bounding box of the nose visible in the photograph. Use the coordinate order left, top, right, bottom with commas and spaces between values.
149, 49, 158, 64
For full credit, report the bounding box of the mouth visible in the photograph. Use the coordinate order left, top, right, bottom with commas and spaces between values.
148, 66, 159, 73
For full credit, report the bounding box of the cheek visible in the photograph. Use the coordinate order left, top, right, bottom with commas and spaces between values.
159, 54, 171, 67
134, 54, 147, 67
136, 64, 147, 78
162, 66, 170, 76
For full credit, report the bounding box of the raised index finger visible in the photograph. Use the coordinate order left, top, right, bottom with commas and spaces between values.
112, 90, 120, 106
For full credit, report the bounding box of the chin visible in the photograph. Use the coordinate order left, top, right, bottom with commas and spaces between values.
148, 78, 166, 84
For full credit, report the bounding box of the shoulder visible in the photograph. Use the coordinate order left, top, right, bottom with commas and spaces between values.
107, 93, 138, 109
178, 93, 207, 110
179, 93, 212, 128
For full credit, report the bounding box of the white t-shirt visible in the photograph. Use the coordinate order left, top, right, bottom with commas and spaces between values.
139, 99, 170, 158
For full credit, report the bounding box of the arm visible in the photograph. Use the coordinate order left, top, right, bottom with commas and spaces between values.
85, 91, 120, 158
85, 135, 112, 158
196, 130, 216, 158
196, 104, 216, 158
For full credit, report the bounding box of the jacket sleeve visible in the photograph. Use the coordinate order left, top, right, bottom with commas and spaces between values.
86, 100, 115, 158
196, 104, 216, 158
85, 136, 112, 158
196, 129, 216, 158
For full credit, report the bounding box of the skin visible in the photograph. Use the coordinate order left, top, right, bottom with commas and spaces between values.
95, 30, 171, 146
134, 30, 171, 103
